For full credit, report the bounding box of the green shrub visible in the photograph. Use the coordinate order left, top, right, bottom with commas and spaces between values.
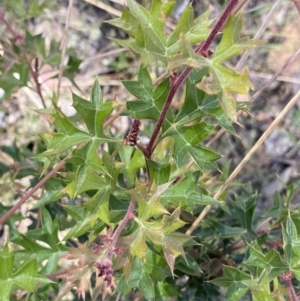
1, 0, 300, 300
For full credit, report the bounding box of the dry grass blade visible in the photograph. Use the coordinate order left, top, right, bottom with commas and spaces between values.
57, 0, 74, 99
187, 88, 300, 235
236, 0, 282, 71
84, 0, 122, 16
251, 72, 300, 86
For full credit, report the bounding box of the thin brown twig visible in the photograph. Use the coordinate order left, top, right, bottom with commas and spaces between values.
251, 48, 300, 100
26, 57, 47, 108
0, 160, 66, 225
0, 10, 21, 39
83, 48, 126, 62
57, 0, 74, 100
251, 72, 300, 85
236, 0, 282, 71
83, 0, 122, 17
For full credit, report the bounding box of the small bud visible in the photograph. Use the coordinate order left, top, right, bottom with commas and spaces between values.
201, 49, 214, 58
125, 119, 141, 146
170, 72, 177, 83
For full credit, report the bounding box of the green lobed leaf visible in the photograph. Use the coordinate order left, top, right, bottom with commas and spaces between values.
282, 215, 300, 270
175, 71, 236, 134
230, 192, 257, 238
175, 254, 202, 276
73, 86, 113, 138
0, 244, 14, 280
38, 81, 121, 171
84, 188, 112, 225
245, 241, 288, 280
128, 180, 169, 221
0, 279, 12, 301
207, 219, 245, 239
124, 67, 172, 129
251, 273, 278, 301
155, 281, 181, 298
118, 257, 155, 300
0, 245, 52, 299
32, 178, 64, 208
119, 147, 146, 185
167, 8, 211, 55
143, 208, 189, 273
107, 7, 138, 37
144, 250, 172, 281
111, 0, 173, 65
116, 207, 188, 277
147, 156, 171, 186
13, 259, 52, 291
211, 266, 251, 301
108, 2, 212, 66
160, 172, 224, 212
161, 120, 220, 171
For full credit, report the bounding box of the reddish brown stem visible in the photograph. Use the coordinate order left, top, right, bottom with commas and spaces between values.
195, 0, 240, 55
26, 57, 47, 108
145, 0, 241, 157
145, 66, 192, 157
46, 267, 77, 280
292, 0, 300, 14
108, 198, 136, 258
0, 160, 66, 225
0, 10, 21, 40
280, 272, 298, 301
